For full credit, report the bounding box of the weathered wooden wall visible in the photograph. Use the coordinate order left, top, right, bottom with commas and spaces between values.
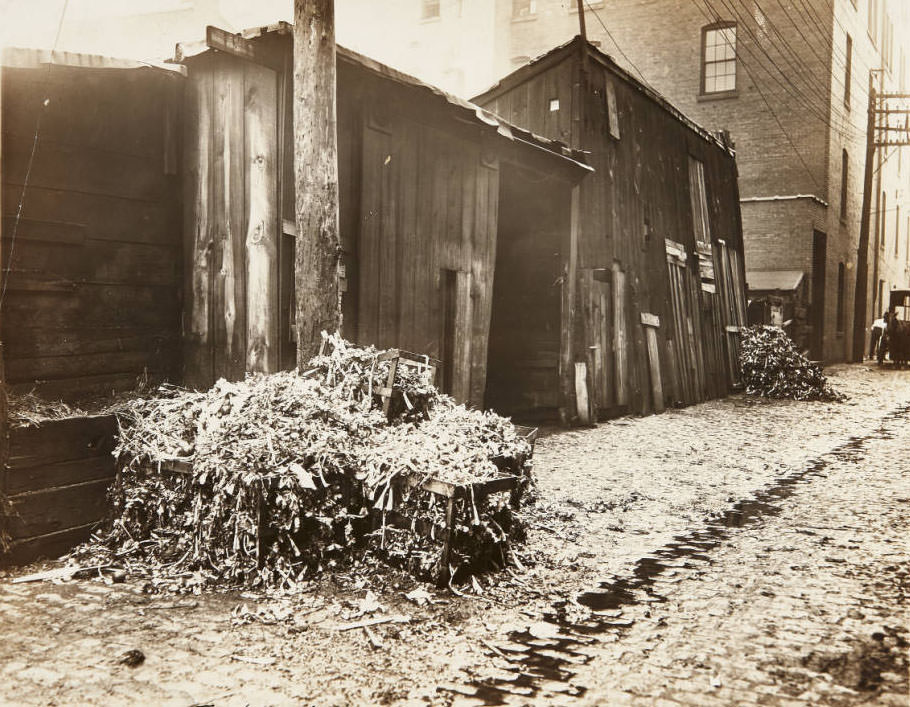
336, 57, 501, 406
183, 45, 507, 408
2, 415, 117, 564
477, 41, 747, 418
182, 52, 280, 389
0, 64, 183, 400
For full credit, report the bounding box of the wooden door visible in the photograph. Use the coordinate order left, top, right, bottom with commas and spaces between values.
715, 240, 746, 385
664, 239, 704, 405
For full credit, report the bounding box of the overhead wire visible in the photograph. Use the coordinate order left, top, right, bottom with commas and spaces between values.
582, 0, 656, 92
690, 0, 822, 192
699, 0, 849, 133
706, 0, 864, 138
700, 0, 851, 134
2, 0, 71, 305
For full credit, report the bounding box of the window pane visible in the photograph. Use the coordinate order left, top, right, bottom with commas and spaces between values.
703, 24, 736, 94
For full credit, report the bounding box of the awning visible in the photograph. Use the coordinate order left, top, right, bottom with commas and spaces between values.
747, 270, 804, 292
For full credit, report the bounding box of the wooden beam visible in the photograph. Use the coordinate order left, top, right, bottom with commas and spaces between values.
574, 361, 591, 425
612, 261, 628, 406
294, 0, 341, 364
0, 58, 9, 561
205, 26, 281, 70
641, 312, 665, 414
559, 184, 581, 424
244, 61, 279, 373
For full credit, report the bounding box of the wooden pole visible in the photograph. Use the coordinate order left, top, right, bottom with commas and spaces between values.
576, 0, 587, 41
0, 60, 9, 559
851, 73, 877, 362
293, 0, 341, 365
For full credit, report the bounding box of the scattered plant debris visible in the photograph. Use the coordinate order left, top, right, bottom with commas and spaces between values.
740, 326, 846, 402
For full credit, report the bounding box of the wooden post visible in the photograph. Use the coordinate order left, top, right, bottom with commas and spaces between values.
0, 60, 9, 559
641, 313, 665, 413
575, 0, 587, 41
612, 261, 628, 406
294, 0, 341, 365
559, 185, 581, 424
574, 362, 591, 425
852, 73, 877, 362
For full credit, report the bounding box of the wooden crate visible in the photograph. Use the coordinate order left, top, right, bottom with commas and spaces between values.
375, 425, 538, 585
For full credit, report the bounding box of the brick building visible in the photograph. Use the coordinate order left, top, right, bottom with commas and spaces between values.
336, 0, 910, 362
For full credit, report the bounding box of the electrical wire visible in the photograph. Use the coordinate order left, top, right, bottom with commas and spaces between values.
582, 0, 656, 92
2, 0, 71, 305
690, 0, 822, 192
707, 0, 864, 138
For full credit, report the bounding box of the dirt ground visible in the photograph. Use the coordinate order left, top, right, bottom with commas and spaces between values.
1, 363, 909, 706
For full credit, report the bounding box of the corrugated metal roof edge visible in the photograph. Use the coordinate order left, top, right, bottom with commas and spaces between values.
472, 36, 736, 159
1, 46, 186, 76
174, 22, 592, 174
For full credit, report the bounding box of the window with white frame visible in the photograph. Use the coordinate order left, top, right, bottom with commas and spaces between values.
702, 23, 737, 94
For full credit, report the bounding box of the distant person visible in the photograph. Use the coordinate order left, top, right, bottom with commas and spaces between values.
870, 312, 887, 360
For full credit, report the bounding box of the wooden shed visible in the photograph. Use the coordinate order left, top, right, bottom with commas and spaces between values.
176, 23, 591, 411
0, 49, 184, 562
475, 37, 749, 419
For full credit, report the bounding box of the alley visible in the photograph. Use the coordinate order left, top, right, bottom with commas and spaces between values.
0, 364, 908, 706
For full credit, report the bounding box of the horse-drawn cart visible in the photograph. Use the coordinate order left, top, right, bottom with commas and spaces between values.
879, 289, 910, 367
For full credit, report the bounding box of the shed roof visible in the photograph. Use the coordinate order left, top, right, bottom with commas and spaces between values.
1, 46, 185, 76
747, 270, 805, 292
174, 22, 591, 175
473, 36, 734, 157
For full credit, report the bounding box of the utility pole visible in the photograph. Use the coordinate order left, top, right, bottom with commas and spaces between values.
870, 70, 883, 321
852, 74, 877, 362
852, 74, 910, 361
576, 0, 587, 41
293, 0, 341, 364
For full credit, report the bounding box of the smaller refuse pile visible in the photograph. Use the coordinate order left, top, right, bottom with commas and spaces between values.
740, 325, 845, 402
70, 334, 534, 591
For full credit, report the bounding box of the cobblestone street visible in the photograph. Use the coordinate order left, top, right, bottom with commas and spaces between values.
1, 364, 908, 705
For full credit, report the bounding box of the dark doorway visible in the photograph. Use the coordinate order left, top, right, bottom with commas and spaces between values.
485, 165, 567, 419
440, 269, 457, 395
810, 230, 827, 360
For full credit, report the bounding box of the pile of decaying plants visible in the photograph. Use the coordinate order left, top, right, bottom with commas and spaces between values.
70, 334, 533, 592
740, 325, 845, 402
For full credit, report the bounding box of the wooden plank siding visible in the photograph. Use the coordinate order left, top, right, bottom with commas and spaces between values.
1, 64, 183, 402
339, 65, 502, 407
182, 54, 281, 388
182, 40, 586, 412
2, 415, 117, 564
180, 32, 586, 414
475, 38, 747, 420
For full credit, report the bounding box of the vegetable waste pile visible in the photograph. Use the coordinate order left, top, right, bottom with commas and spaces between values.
69, 334, 533, 592
740, 325, 845, 402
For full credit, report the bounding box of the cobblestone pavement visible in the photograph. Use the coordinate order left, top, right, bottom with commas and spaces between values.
0, 364, 908, 705
460, 398, 910, 705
